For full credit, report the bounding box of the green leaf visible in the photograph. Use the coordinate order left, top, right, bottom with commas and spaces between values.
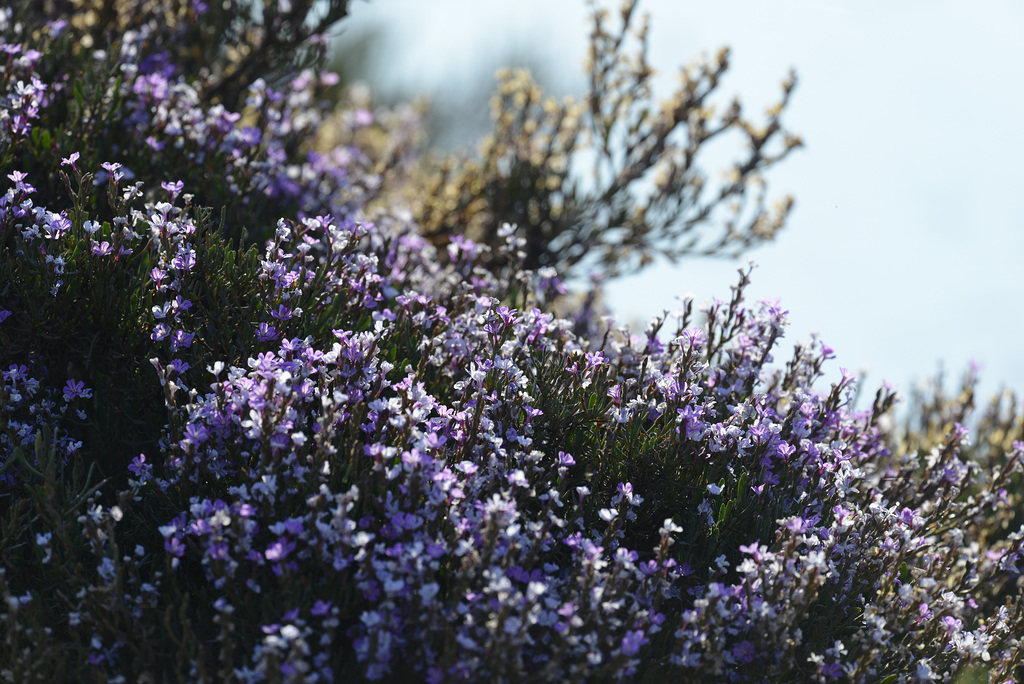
31, 128, 52, 151
109, 75, 124, 110
718, 499, 734, 527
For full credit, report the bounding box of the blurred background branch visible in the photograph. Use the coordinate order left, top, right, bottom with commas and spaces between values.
327, 0, 801, 281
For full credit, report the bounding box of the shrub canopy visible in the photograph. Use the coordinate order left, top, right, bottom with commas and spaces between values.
0, 2, 1022, 682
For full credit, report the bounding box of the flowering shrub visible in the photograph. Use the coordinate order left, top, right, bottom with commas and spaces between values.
1, 1, 1022, 682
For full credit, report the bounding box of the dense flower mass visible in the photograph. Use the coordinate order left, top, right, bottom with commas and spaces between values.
1, 2, 1022, 682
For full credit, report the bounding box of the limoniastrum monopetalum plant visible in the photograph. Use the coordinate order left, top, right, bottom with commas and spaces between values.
1, 1, 1022, 682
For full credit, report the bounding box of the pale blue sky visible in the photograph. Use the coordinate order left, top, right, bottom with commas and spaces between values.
336, 0, 1024, 404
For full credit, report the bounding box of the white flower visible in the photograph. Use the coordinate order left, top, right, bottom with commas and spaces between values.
87, 505, 104, 523
661, 518, 683, 535
97, 557, 116, 583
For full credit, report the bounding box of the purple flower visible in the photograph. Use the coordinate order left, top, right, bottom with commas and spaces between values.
61, 152, 80, 168
455, 461, 478, 475
164, 537, 185, 558
181, 423, 209, 450
820, 662, 844, 679
739, 543, 766, 563
783, 516, 809, 534
255, 322, 279, 341
171, 329, 195, 350
128, 454, 153, 484
620, 630, 647, 656
265, 537, 295, 562
172, 296, 192, 317
7, 170, 35, 194
172, 248, 196, 272
128, 454, 147, 475
62, 379, 92, 402
732, 640, 756, 664
206, 542, 228, 560
99, 161, 125, 182
151, 323, 171, 342
423, 432, 446, 450
154, 303, 176, 322
161, 180, 184, 198
269, 304, 293, 321
353, 108, 373, 126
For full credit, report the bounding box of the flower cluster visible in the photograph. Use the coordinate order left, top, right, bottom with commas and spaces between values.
0, 10, 49, 146
1, 2, 1022, 683
0, 361, 88, 487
